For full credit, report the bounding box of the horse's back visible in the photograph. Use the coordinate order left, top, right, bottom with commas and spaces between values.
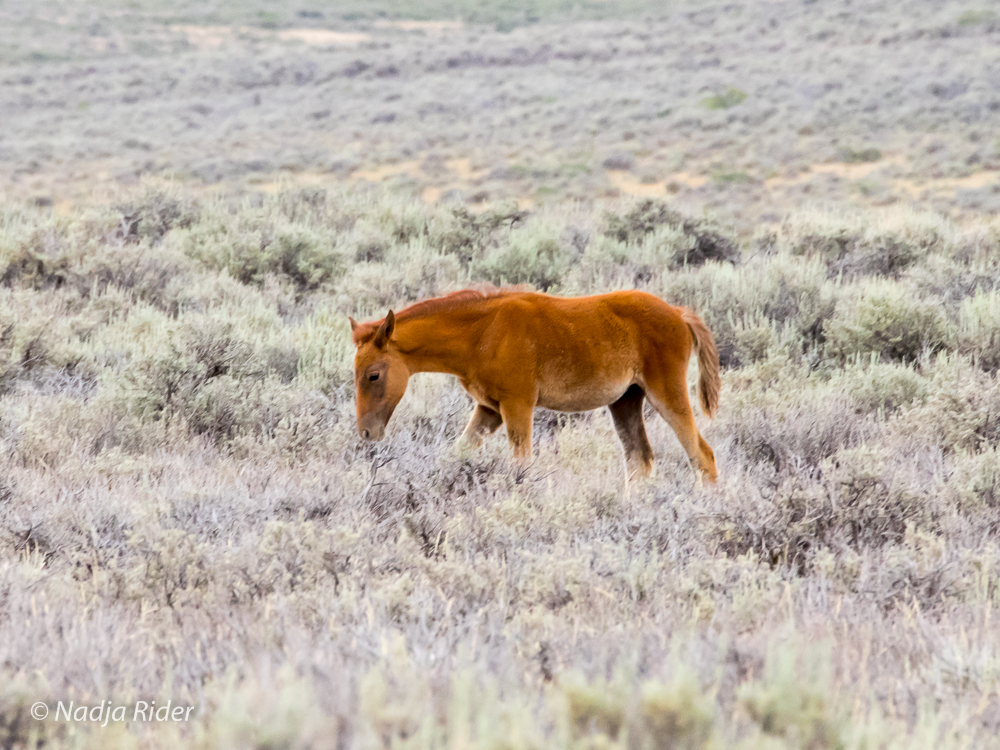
505, 290, 691, 354
493, 289, 677, 322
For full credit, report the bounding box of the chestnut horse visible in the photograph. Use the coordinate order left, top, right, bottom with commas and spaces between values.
349, 288, 720, 481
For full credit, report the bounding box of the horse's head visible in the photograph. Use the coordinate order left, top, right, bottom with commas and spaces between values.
349, 310, 410, 441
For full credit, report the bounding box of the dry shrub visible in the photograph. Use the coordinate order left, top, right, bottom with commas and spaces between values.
238, 517, 353, 597
122, 526, 210, 608
893, 357, 1000, 452
948, 447, 1000, 513
832, 232, 923, 279
721, 378, 876, 471
113, 190, 200, 245
604, 199, 739, 268
433, 203, 528, 267
713, 446, 938, 571
0, 219, 73, 290
73, 242, 194, 312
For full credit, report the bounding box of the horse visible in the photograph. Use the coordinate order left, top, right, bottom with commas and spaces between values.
349, 287, 720, 481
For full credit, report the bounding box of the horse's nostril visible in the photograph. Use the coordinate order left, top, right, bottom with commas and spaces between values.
361, 429, 370, 439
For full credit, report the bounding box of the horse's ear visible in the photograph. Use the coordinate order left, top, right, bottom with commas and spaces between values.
348, 317, 361, 343
374, 310, 395, 349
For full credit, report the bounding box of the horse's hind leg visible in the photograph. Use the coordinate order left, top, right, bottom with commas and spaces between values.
644, 371, 718, 482
608, 385, 655, 479
459, 404, 503, 449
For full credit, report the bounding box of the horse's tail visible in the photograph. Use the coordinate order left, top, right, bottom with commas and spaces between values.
680, 308, 720, 418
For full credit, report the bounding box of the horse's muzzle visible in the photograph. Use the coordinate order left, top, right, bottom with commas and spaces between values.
359, 425, 385, 441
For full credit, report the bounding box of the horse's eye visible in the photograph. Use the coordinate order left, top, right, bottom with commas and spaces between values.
368, 372, 380, 382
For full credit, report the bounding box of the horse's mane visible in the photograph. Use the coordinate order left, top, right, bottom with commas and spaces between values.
395, 285, 525, 321
352, 285, 527, 344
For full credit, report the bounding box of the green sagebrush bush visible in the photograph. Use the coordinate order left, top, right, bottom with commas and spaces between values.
0, 672, 59, 750
0, 211, 75, 290
338, 249, 465, 317
182, 217, 346, 292
956, 289, 1000, 372
828, 355, 929, 414
631, 672, 715, 750
701, 87, 748, 110
737, 642, 845, 748
823, 280, 948, 362
911, 252, 1000, 307
470, 224, 570, 291
658, 256, 836, 368
557, 667, 715, 750
5, 391, 141, 467
722, 354, 930, 464
76, 242, 194, 313
0, 212, 195, 323
106, 311, 332, 448
571, 222, 705, 291
0, 287, 110, 393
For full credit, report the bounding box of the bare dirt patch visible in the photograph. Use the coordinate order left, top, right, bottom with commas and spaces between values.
276, 29, 371, 45
607, 169, 709, 196
373, 19, 463, 33
351, 160, 422, 184
170, 25, 233, 49
170, 25, 372, 49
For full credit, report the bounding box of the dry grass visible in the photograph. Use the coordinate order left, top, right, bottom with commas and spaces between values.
0, 183, 999, 748
3, 0, 1000, 746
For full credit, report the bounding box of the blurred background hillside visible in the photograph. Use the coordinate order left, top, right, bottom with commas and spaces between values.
2, 0, 1000, 226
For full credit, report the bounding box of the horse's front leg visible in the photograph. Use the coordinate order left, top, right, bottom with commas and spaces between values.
499, 400, 534, 460
458, 404, 503, 449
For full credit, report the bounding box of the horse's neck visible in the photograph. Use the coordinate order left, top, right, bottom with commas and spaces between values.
395, 310, 484, 377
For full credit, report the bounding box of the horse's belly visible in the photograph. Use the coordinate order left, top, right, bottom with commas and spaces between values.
537, 379, 633, 412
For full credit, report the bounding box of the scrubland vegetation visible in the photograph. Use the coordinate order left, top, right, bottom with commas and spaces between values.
1, 183, 1000, 748
3, 0, 1000, 747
